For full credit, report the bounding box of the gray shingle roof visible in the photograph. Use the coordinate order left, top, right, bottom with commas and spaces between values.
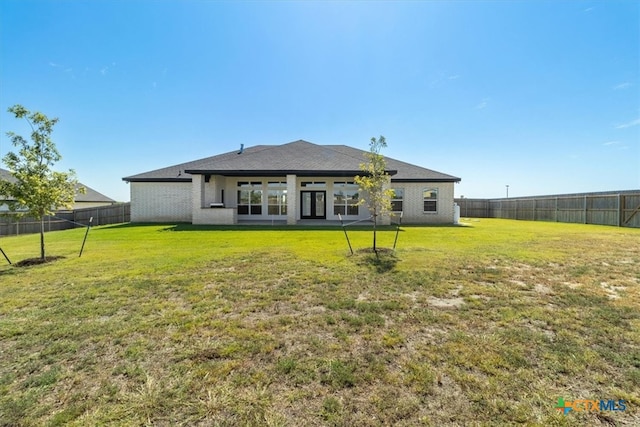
0, 168, 13, 182
74, 184, 116, 203
0, 168, 115, 203
122, 140, 461, 183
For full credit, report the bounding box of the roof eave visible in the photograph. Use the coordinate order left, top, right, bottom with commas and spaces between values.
391, 177, 462, 183
183, 169, 399, 177
122, 177, 192, 183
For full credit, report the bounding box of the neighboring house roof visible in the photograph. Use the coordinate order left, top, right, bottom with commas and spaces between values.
0, 168, 13, 182
74, 185, 116, 203
123, 140, 461, 183
0, 168, 116, 203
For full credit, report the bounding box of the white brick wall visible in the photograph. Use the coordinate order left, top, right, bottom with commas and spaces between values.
130, 179, 456, 225
286, 174, 297, 224
391, 182, 455, 224
193, 206, 237, 224
130, 182, 192, 222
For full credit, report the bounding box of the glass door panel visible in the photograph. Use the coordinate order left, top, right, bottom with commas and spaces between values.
315, 192, 325, 217
302, 192, 312, 217
300, 191, 326, 219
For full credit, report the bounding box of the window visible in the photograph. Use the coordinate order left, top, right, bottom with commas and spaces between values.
423, 188, 438, 213
301, 181, 326, 187
267, 181, 287, 215
333, 181, 359, 216
391, 188, 404, 212
237, 181, 263, 215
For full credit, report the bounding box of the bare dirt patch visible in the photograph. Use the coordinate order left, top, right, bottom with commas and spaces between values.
534, 283, 552, 295
427, 296, 465, 308
428, 285, 465, 308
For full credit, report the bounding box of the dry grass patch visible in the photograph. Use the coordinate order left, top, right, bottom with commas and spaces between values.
0, 220, 638, 425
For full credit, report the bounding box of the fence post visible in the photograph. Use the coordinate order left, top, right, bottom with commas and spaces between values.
618, 194, 623, 227
584, 195, 588, 224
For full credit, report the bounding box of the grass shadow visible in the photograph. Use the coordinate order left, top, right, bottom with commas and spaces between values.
354, 248, 398, 273
160, 224, 405, 232
13, 256, 66, 267
100, 222, 469, 232
99, 222, 409, 232
99, 222, 185, 230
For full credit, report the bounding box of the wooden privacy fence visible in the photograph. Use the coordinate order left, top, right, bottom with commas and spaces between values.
455, 191, 640, 228
0, 203, 130, 236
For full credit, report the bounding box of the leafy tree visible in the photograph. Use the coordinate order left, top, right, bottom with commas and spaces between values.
354, 136, 395, 253
0, 105, 81, 261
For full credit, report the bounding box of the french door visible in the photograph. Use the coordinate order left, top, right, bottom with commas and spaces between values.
300, 191, 326, 219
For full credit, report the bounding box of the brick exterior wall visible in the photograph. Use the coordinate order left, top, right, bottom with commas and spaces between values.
286, 174, 297, 224
130, 182, 192, 222
390, 182, 455, 224
131, 179, 456, 225
192, 206, 237, 224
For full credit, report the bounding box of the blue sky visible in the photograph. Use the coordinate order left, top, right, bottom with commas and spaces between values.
1, 0, 638, 202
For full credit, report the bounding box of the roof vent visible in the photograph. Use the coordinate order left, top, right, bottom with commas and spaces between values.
238, 143, 244, 154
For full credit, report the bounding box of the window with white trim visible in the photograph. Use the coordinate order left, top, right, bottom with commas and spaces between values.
267, 181, 287, 215
391, 188, 404, 212
423, 188, 438, 213
333, 181, 359, 216
301, 181, 326, 188
238, 181, 263, 215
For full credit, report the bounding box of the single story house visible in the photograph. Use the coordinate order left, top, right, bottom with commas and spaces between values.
0, 167, 116, 211
122, 140, 461, 225
63, 185, 117, 210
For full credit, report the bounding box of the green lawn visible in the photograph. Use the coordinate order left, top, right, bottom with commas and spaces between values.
0, 219, 638, 426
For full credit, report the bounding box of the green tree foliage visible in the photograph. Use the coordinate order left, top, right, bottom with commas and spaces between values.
354, 136, 395, 252
0, 105, 82, 260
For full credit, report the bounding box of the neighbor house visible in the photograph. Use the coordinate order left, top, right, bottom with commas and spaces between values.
122, 140, 461, 225
0, 167, 116, 211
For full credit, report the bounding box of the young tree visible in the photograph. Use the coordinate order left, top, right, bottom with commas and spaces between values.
354, 135, 395, 253
0, 105, 81, 261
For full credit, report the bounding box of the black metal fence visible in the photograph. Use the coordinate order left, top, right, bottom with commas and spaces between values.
455, 190, 640, 228
0, 203, 130, 236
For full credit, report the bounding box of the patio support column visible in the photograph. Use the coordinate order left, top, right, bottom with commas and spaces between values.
286, 174, 297, 225
192, 174, 205, 210
210, 175, 222, 204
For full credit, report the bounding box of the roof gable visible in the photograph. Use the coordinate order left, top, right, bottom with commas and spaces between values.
122, 140, 461, 183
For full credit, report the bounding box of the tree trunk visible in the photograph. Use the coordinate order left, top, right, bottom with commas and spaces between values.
372, 212, 377, 253
40, 218, 46, 261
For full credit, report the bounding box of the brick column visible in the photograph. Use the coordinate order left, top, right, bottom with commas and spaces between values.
286, 174, 297, 225
192, 174, 205, 210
